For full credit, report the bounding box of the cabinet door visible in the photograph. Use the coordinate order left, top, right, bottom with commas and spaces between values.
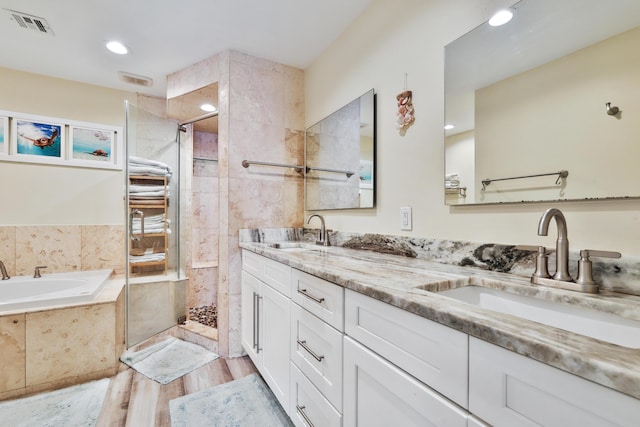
241, 271, 261, 364
0, 314, 26, 393
260, 282, 291, 414
469, 337, 640, 427
343, 336, 469, 427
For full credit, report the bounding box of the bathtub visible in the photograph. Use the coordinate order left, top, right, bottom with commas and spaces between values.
0, 269, 113, 312
0, 268, 124, 401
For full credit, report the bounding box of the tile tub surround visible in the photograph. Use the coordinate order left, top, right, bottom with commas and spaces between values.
0, 224, 126, 277
239, 235, 640, 400
240, 228, 640, 296
0, 276, 125, 401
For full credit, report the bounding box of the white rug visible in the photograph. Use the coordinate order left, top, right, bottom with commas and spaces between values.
169, 373, 293, 427
0, 378, 109, 427
120, 336, 219, 384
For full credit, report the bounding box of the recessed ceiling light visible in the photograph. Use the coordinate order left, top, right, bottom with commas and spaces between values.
444, 124, 455, 130
106, 41, 128, 55
200, 103, 217, 113
488, 9, 514, 27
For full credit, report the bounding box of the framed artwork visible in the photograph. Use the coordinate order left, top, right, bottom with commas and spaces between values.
0, 115, 7, 156
69, 126, 115, 164
359, 159, 374, 189
0, 110, 122, 170
12, 117, 65, 163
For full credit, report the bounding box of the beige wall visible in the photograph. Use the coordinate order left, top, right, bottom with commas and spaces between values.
305, 0, 640, 256
0, 67, 135, 225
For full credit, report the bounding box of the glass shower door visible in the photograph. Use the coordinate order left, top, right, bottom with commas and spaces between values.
125, 101, 186, 346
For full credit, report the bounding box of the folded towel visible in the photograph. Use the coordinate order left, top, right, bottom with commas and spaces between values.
129, 165, 172, 178
129, 156, 171, 170
129, 190, 169, 198
130, 253, 166, 263
129, 184, 166, 193
445, 173, 460, 180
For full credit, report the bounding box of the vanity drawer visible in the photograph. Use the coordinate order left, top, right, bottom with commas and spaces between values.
291, 269, 344, 332
290, 362, 341, 427
242, 250, 291, 297
345, 289, 469, 408
290, 302, 343, 411
343, 336, 469, 427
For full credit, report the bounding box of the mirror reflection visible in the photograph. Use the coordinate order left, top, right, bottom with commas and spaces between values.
444, 0, 640, 205
305, 89, 375, 210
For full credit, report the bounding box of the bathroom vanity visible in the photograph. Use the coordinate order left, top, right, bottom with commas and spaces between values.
240, 240, 640, 426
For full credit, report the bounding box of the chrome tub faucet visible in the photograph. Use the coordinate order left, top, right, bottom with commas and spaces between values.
0, 260, 10, 280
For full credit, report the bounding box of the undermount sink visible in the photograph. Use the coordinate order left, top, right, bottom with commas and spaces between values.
268, 242, 328, 252
437, 286, 640, 349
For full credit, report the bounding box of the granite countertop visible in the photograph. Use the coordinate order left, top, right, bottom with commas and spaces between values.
239, 241, 640, 400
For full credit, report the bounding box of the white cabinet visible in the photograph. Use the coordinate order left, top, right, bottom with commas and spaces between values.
343, 336, 469, 427
241, 271, 261, 362
241, 251, 291, 414
469, 337, 640, 427
345, 289, 468, 407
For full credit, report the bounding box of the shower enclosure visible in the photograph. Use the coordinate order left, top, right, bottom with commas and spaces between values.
124, 101, 187, 346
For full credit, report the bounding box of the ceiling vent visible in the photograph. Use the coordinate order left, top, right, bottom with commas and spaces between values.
118, 72, 154, 87
4, 9, 54, 36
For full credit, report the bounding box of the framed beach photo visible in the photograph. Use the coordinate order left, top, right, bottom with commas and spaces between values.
0, 115, 8, 156
12, 117, 65, 163
70, 126, 115, 163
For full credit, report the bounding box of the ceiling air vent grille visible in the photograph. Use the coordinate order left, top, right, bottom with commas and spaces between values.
4, 9, 54, 35
118, 72, 154, 87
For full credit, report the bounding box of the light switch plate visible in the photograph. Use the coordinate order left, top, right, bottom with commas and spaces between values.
400, 207, 412, 230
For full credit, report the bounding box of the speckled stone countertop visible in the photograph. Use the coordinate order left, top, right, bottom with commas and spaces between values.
239, 240, 640, 400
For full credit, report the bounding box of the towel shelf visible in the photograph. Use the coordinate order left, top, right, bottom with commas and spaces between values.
481, 170, 568, 191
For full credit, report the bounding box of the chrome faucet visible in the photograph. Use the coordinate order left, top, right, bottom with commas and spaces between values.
0, 260, 10, 280
537, 208, 573, 282
306, 214, 330, 246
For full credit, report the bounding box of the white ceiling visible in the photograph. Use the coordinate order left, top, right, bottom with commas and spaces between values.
0, 0, 373, 98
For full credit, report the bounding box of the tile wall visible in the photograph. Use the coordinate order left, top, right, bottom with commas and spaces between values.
0, 225, 125, 277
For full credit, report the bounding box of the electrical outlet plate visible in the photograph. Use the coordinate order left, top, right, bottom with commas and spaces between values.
400, 207, 412, 231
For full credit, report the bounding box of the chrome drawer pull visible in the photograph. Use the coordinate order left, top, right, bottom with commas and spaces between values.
297, 339, 325, 362
296, 405, 315, 427
297, 288, 325, 304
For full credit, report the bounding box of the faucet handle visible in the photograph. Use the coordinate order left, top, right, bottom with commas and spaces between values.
575, 250, 621, 289
34, 265, 47, 278
580, 249, 621, 259
516, 245, 554, 279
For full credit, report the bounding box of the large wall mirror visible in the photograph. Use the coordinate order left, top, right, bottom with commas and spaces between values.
305, 89, 376, 210
444, 0, 640, 205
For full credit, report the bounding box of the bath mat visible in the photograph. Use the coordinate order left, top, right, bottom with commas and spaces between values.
169, 373, 293, 427
0, 378, 109, 427
120, 336, 219, 384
